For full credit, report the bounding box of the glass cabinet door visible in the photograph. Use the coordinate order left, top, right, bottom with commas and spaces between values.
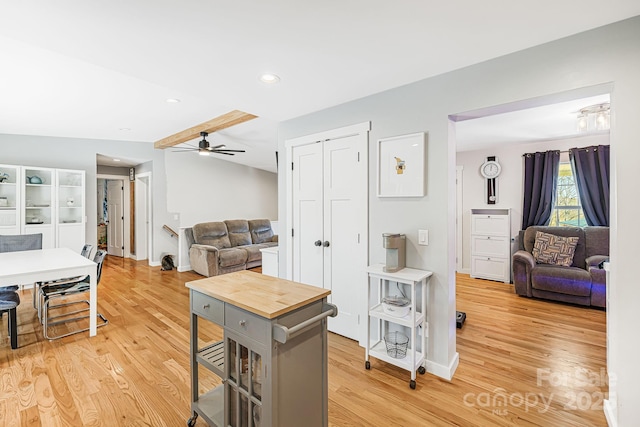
226, 336, 264, 427
24, 167, 54, 226
0, 164, 20, 231
56, 169, 84, 225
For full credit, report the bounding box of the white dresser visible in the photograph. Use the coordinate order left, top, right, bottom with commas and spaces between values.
470, 208, 511, 283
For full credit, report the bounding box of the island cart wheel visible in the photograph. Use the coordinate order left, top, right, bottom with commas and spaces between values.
365, 361, 371, 369
410, 380, 416, 389
418, 366, 426, 375
187, 413, 198, 427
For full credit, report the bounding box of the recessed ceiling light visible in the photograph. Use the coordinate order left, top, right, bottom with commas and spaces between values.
260, 73, 280, 84
113, 159, 121, 162
166, 98, 181, 103
119, 127, 131, 131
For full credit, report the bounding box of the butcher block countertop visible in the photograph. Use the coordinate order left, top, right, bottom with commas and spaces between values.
186, 270, 331, 319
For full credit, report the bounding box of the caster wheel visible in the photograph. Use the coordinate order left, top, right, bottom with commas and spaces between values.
187, 413, 198, 427
365, 361, 371, 370
410, 380, 416, 389
418, 366, 426, 375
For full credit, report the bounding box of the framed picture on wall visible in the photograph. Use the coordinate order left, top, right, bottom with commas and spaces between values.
377, 132, 426, 197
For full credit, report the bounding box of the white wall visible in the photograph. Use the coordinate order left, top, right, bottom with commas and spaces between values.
164, 150, 277, 226
456, 133, 609, 273
278, 16, 640, 423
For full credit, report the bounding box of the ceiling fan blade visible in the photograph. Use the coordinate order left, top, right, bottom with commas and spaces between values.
209, 144, 226, 150
214, 152, 235, 156
213, 149, 245, 153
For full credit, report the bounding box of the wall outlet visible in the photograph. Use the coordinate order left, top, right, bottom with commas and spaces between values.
418, 229, 429, 246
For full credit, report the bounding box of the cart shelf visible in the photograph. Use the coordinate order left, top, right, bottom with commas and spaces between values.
368, 340, 425, 372
196, 340, 225, 377
368, 303, 424, 328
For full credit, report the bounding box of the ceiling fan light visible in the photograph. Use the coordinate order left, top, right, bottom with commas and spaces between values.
198, 150, 210, 156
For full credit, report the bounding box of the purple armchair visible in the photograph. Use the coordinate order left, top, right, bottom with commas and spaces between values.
512, 226, 609, 308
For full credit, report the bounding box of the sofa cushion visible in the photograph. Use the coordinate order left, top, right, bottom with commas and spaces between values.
218, 247, 248, 267
240, 244, 269, 263
192, 222, 231, 249
249, 219, 274, 244
532, 231, 579, 267
225, 220, 252, 247
531, 265, 592, 296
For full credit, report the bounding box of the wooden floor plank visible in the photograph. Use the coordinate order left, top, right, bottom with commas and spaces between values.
0, 259, 606, 426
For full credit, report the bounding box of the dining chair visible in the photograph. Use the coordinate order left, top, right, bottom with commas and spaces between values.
0, 291, 20, 349
34, 243, 94, 318
40, 250, 108, 340
0, 233, 43, 292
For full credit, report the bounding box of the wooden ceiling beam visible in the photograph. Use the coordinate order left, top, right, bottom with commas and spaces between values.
154, 110, 258, 149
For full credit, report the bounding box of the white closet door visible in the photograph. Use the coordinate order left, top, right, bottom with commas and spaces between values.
323, 135, 365, 339
107, 180, 124, 257
292, 143, 324, 288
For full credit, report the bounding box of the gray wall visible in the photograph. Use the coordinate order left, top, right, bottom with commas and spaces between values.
0, 133, 174, 262
0, 133, 278, 265
278, 16, 640, 423
164, 150, 277, 227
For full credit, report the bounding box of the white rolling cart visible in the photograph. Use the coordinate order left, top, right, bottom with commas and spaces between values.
365, 264, 432, 389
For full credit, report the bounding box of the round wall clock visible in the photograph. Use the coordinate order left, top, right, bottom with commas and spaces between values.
480, 160, 501, 179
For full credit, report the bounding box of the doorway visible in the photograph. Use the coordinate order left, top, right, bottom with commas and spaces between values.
135, 172, 152, 262
97, 175, 130, 258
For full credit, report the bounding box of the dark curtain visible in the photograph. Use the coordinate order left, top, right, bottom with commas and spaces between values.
522, 150, 560, 228
570, 145, 610, 226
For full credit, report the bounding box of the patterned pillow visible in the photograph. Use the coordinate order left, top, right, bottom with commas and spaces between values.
532, 231, 579, 267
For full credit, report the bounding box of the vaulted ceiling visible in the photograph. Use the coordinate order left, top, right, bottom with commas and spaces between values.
1, 2, 638, 172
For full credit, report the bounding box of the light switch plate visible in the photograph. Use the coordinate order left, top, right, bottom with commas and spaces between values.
418, 229, 428, 246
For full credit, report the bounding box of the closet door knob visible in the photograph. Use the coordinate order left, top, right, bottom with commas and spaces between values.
314, 240, 322, 246
323, 241, 330, 247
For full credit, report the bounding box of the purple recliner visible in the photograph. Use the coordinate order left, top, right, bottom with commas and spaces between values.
512, 226, 609, 308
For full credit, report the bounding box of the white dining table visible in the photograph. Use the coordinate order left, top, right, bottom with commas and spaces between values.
0, 247, 98, 336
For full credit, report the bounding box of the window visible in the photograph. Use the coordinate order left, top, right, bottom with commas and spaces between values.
549, 162, 586, 227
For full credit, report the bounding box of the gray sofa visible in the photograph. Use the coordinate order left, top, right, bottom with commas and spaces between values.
512, 226, 609, 308
187, 219, 278, 277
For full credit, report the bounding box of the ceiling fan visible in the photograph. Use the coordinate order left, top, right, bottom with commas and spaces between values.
154, 109, 257, 156
171, 131, 246, 156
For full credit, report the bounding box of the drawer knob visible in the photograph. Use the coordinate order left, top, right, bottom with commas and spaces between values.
239, 320, 246, 327
203, 304, 210, 309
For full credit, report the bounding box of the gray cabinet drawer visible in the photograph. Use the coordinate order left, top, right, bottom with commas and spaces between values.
192, 291, 224, 325
225, 304, 269, 345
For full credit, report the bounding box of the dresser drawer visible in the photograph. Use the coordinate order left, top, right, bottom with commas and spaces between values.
225, 304, 269, 345
192, 291, 224, 325
471, 235, 509, 257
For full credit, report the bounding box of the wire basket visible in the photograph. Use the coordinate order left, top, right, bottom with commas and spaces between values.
384, 331, 409, 359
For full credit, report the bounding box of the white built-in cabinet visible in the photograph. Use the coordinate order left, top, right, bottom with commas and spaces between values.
0, 164, 85, 251
470, 208, 511, 283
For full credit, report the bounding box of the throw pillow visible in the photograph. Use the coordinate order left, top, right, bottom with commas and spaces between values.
532, 231, 579, 267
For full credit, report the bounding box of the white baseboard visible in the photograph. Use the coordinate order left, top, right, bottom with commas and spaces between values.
178, 264, 192, 272
604, 399, 618, 427
458, 268, 471, 275
149, 260, 161, 267
426, 352, 460, 380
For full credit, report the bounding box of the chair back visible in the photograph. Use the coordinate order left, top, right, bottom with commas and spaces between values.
93, 250, 107, 284
81, 244, 93, 259
0, 233, 43, 253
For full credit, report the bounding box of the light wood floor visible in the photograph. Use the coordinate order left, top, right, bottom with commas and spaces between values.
0, 258, 607, 426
